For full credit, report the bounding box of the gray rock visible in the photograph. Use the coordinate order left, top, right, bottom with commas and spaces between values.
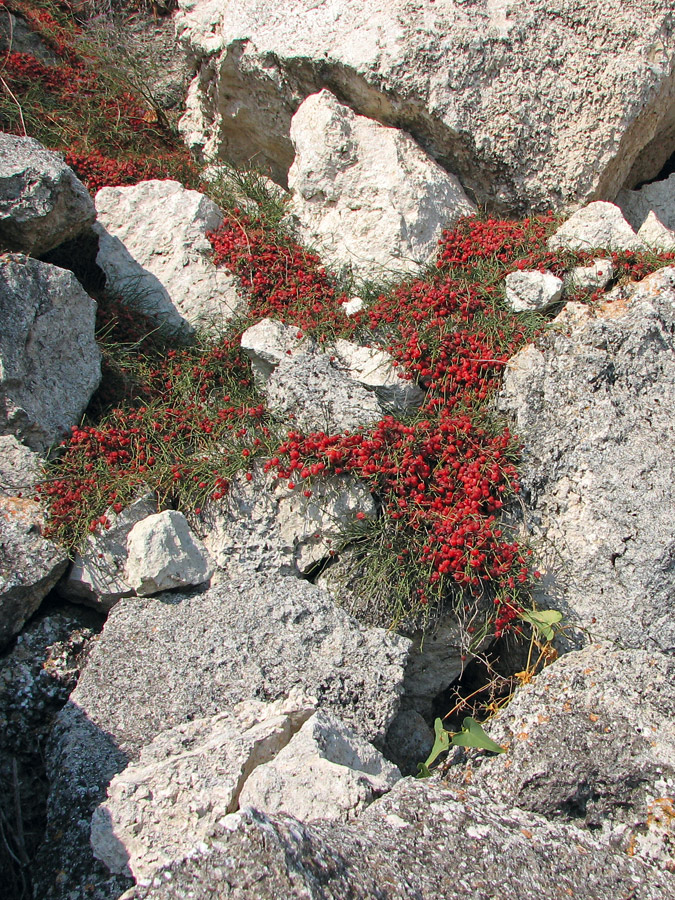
547, 202, 645, 253
617, 173, 675, 232
121, 779, 675, 900
331, 339, 425, 411
94, 180, 246, 335
91, 691, 317, 881
444, 644, 675, 871
41, 576, 409, 898
0, 436, 67, 648
286, 90, 475, 279
124, 510, 212, 596
240, 317, 310, 384
382, 708, 434, 776
499, 267, 675, 652
0, 134, 95, 256
0, 255, 101, 452
265, 351, 385, 433
239, 709, 401, 823
0, 11, 60, 63
61, 495, 160, 611
504, 270, 564, 312
199, 467, 375, 579
176, 0, 675, 214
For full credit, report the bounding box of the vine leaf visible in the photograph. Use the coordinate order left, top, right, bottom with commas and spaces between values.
519, 608, 563, 642
450, 717, 505, 754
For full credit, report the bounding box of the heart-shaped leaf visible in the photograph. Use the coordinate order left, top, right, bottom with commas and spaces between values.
519, 608, 563, 642
450, 717, 505, 754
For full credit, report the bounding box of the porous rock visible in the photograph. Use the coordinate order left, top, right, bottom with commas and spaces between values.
504, 270, 564, 312
240, 317, 309, 383
0, 134, 95, 256
499, 266, 675, 652
40, 575, 409, 898
444, 644, 675, 871
286, 90, 475, 278
199, 467, 375, 578
239, 709, 401, 823
91, 690, 317, 881
121, 779, 675, 900
547, 201, 645, 253
124, 509, 212, 596
638, 211, 675, 252
0, 255, 101, 451
0, 436, 67, 648
176, 0, 675, 214
94, 180, 246, 334
61, 495, 159, 611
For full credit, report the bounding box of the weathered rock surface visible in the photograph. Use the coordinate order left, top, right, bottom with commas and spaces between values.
176, 0, 675, 214
61, 495, 159, 611
504, 270, 563, 312
286, 90, 475, 278
617, 172, 675, 232
0, 436, 67, 649
0, 134, 95, 256
239, 709, 401, 823
91, 691, 317, 881
638, 211, 675, 251
39, 576, 409, 898
444, 644, 675, 871
0, 255, 101, 451
122, 779, 675, 900
200, 467, 375, 578
124, 510, 212, 596
94, 180, 246, 334
547, 201, 645, 253
564, 258, 615, 293
499, 267, 675, 652
241, 318, 424, 416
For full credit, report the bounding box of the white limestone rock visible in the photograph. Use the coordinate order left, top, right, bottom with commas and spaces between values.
637, 211, 675, 252
0, 255, 101, 452
94, 180, 246, 335
564, 258, 615, 293
91, 691, 317, 880
240, 318, 424, 431
342, 297, 365, 316
61, 495, 159, 611
504, 270, 564, 312
0, 134, 95, 256
199, 466, 375, 578
286, 90, 476, 278
547, 202, 645, 253
175, 0, 675, 215
239, 709, 401, 823
240, 317, 310, 384
125, 510, 212, 596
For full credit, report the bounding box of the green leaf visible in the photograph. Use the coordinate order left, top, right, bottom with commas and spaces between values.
450, 717, 505, 754
416, 762, 433, 779
519, 608, 563, 642
419, 717, 451, 772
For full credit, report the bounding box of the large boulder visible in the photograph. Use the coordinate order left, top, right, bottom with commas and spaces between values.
0, 436, 67, 648
444, 644, 675, 871
286, 90, 476, 278
499, 267, 675, 652
94, 180, 246, 335
37, 575, 409, 899
547, 201, 645, 253
0, 134, 95, 256
0, 255, 101, 451
175, 0, 675, 214
617, 173, 675, 250
121, 779, 675, 900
